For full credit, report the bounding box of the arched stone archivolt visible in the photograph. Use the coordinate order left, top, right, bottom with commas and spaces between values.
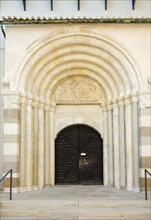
8, 28, 141, 193
14, 28, 141, 99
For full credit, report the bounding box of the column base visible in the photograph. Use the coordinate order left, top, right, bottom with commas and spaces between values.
127, 187, 133, 191
19, 187, 26, 192
32, 186, 39, 190
4, 187, 19, 193
133, 187, 140, 193
44, 184, 51, 188
26, 186, 33, 191
115, 186, 120, 190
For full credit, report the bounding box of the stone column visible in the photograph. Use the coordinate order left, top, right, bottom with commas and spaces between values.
113, 100, 120, 189
20, 94, 26, 191
44, 101, 50, 187
102, 106, 109, 186
125, 96, 133, 191
131, 94, 140, 192
32, 97, 39, 189
107, 102, 114, 186
25, 95, 33, 191
38, 98, 45, 189
119, 97, 126, 188
49, 103, 56, 186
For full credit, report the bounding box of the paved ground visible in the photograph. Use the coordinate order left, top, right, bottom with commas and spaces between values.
1, 185, 150, 220
1, 185, 150, 201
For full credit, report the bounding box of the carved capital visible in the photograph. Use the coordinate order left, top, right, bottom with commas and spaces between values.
50, 102, 56, 112
20, 93, 26, 104
32, 96, 39, 108
124, 95, 131, 105
26, 94, 33, 106
38, 97, 45, 109
102, 105, 107, 113
107, 101, 112, 111
112, 99, 118, 108
118, 97, 125, 107
131, 93, 138, 104
44, 100, 51, 111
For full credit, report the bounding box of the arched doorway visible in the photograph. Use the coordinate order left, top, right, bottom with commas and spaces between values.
55, 124, 103, 184
9, 27, 141, 192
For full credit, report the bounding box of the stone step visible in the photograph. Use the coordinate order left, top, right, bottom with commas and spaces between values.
1, 218, 151, 220
1, 207, 150, 219
1, 199, 150, 219
1, 199, 150, 209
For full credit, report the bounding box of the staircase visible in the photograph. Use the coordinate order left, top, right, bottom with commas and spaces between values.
0, 199, 150, 219
1, 185, 151, 220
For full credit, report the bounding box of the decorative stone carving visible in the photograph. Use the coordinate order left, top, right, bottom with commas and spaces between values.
3, 95, 20, 109
140, 98, 151, 108
53, 77, 103, 103
139, 91, 151, 108
11, 96, 20, 108
148, 77, 151, 84
2, 78, 10, 91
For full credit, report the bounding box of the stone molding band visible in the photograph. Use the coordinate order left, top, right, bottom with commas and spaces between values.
1, 17, 151, 25
7, 92, 139, 110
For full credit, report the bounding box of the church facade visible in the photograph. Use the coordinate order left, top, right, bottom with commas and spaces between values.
0, 1, 151, 192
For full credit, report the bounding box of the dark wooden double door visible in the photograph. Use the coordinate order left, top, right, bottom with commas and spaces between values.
55, 125, 103, 184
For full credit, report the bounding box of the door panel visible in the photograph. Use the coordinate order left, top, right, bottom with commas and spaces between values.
79, 125, 103, 184
55, 126, 79, 183
55, 125, 103, 184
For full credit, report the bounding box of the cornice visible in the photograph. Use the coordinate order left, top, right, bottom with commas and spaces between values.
0, 17, 151, 25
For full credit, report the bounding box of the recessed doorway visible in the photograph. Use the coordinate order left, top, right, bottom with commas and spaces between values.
55, 125, 103, 184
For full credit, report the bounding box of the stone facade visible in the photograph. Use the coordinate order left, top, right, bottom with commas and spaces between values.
1, 23, 150, 192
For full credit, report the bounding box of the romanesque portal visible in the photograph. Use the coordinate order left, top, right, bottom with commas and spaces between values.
2, 27, 143, 192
